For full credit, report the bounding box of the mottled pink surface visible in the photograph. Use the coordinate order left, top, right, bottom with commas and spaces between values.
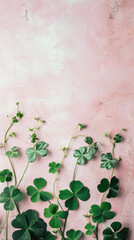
0, 0, 134, 239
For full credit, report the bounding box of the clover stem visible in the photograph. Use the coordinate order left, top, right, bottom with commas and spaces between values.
72, 134, 89, 138
6, 211, 9, 240
0, 216, 6, 234
112, 142, 115, 158
14, 201, 20, 214
94, 223, 98, 240
53, 124, 79, 208
17, 162, 29, 188
73, 161, 77, 180
60, 227, 65, 240
62, 209, 69, 239
4, 122, 17, 187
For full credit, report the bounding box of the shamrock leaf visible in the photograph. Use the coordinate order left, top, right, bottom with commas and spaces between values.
26, 141, 48, 162
49, 162, 61, 174
9, 132, 15, 137
0, 185, 23, 211
44, 231, 57, 240
89, 202, 115, 223
59, 180, 90, 210
97, 178, 109, 193
16, 111, 23, 118
66, 229, 82, 240
12, 116, 18, 123
44, 204, 68, 228
0, 169, 12, 183
30, 133, 39, 143
103, 221, 129, 240
85, 223, 95, 235
27, 178, 52, 202
107, 177, 119, 198
12, 209, 47, 240
78, 123, 85, 130
84, 137, 93, 145
113, 134, 122, 143
5, 146, 19, 158
100, 153, 117, 170
73, 147, 92, 165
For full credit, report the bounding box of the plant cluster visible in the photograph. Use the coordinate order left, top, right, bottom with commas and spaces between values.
0, 104, 129, 240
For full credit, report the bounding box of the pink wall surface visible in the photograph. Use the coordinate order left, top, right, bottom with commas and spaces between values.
0, 0, 134, 239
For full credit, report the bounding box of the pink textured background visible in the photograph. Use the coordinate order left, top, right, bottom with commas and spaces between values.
0, 0, 134, 239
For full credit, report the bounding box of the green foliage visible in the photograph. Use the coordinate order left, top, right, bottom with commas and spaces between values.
27, 178, 52, 202
66, 229, 82, 240
16, 111, 23, 119
49, 162, 61, 174
12, 116, 18, 123
26, 141, 48, 162
78, 123, 85, 130
100, 153, 118, 170
0, 169, 12, 183
113, 134, 122, 143
5, 146, 19, 158
30, 133, 39, 143
0, 185, 23, 211
9, 132, 15, 137
85, 223, 95, 235
59, 180, 90, 210
12, 209, 47, 240
103, 221, 129, 240
89, 202, 115, 223
84, 137, 93, 145
73, 147, 93, 165
44, 204, 68, 228
97, 177, 119, 198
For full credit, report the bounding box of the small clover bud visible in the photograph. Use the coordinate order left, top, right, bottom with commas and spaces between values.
104, 132, 108, 137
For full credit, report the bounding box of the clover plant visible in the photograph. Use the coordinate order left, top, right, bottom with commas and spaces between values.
0, 103, 129, 240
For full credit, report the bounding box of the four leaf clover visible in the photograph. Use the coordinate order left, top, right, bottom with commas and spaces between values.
66, 229, 82, 240
0, 169, 12, 183
27, 178, 52, 202
26, 141, 48, 162
49, 162, 61, 174
113, 134, 122, 143
100, 153, 118, 170
12, 209, 47, 240
97, 177, 119, 198
89, 202, 115, 223
0, 185, 23, 211
44, 203, 68, 228
59, 180, 90, 210
103, 221, 129, 240
5, 146, 19, 158
73, 147, 92, 165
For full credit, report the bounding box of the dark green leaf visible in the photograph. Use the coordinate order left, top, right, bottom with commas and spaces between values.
111, 222, 122, 232
97, 178, 109, 193
66, 229, 82, 240
49, 216, 61, 228
113, 134, 122, 143
84, 137, 93, 145
78, 124, 85, 130
101, 153, 117, 170
0, 169, 12, 182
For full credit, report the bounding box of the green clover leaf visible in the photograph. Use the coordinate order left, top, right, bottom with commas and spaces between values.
16, 111, 23, 119
44, 231, 57, 240
100, 153, 118, 170
113, 134, 122, 143
0, 169, 12, 183
49, 162, 61, 174
5, 146, 19, 158
27, 178, 52, 202
84, 137, 93, 145
89, 202, 115, 223
78, 123, 85, 130
12, 116, 18, 123
44, 203, 68, 228
26, 141, 48, 162
59, 180, 90, 210
73, 147, 92, 165
97, 178, 109, 193
103, 221, 129, 240
66, 229, 82, 240
107, 176, 119, 198
12, 209, 47, 240
30, 133, 39, 143
0, 186, 23, 211
85, 223, 95, 236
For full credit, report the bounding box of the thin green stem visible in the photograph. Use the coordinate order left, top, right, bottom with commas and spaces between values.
73, 161, 77, 180
6, 211, 9, 240
4, 122, 17, 187
72, 134, 88, 138
14, 201, 20, 214
0, 216, 6, 234
53, 124, 79, 208
17, 162, 29, 188
94, 223, 98, 240
60, 227, 65, 240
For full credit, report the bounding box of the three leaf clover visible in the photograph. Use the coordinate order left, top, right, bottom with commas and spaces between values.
84, 137, 93, 145
0, 169, 12, 183
0, 185, 23, 211
73, 147, 92, 165
26, 141, 48, 162
30, 133, 39, 143
113, 134, 122, 143
27, 178, 52, 202
49, 162, 61, 174
97, 177, 119, 198
5, 146, 19, 158
100, 153, 118, 170
66, 229, 82, 240
85, 223, 95, 236
44, 204, 68, 228
59, 180, 90, 210
89, 202, 115, 223
103, 221, 129, 240
12, 209, 47, 240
